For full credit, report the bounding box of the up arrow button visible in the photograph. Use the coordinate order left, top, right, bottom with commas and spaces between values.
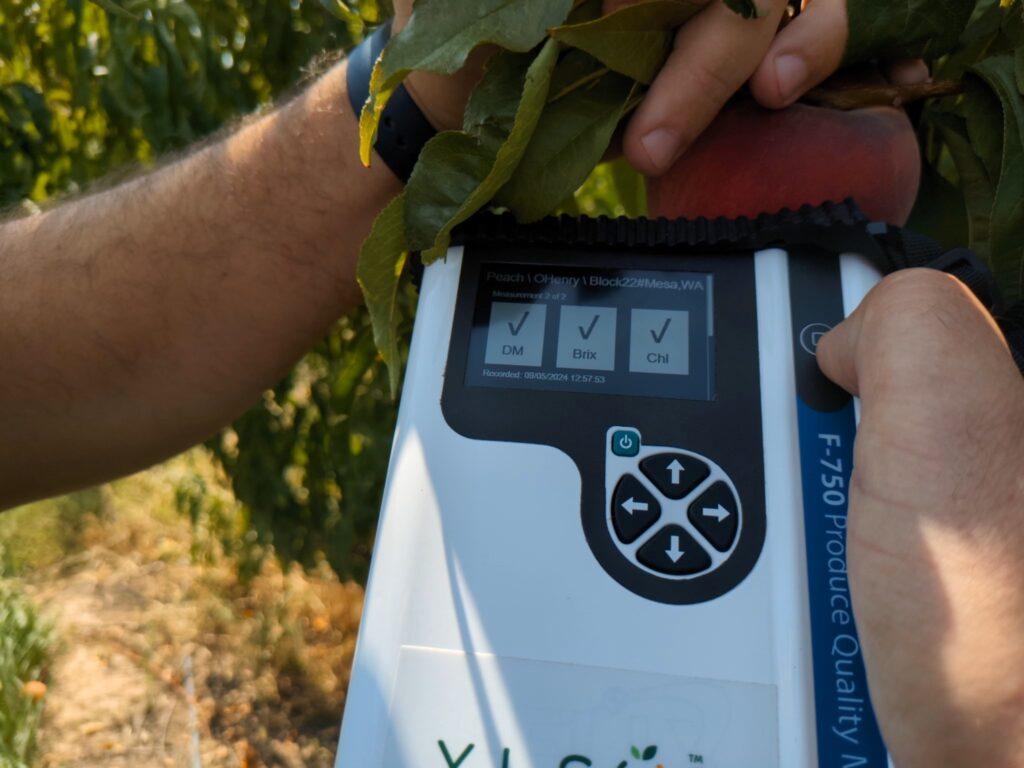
640, 453, 710, 500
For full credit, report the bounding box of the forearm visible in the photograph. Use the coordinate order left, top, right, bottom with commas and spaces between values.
0, 60, 400, 508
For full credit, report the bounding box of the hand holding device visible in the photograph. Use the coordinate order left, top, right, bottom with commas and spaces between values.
390, 0, 864, 176
818, 269, 1024, 768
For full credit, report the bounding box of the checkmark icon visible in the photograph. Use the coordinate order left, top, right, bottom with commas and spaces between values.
578, 314, 600, 340
508, 311, 530, 336
650, 318, 672, 343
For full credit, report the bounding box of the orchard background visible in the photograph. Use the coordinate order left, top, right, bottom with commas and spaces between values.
0, 0, 1021, 765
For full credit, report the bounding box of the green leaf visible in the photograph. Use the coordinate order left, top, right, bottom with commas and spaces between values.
319, 0, 355, 19
845, 0, 976, 64
642, 745, 658, 760
87, 0, 140, 21
933, 112, 996, 257
406, 40, 560, 261
971, 55, 1024, 299
1016, 45, 1024, 94
550, 0, 702, 84
357, 194, 410, 395
358, 0, 574, 163
906, 161, 970, 249
548, 49, 609, 102
723, 0, 759, 19
607, 157, 648, 217
567, 0, 605, 24
631, 746, 641, 759
497, 71, 638, 222
962, 78, 1005, 183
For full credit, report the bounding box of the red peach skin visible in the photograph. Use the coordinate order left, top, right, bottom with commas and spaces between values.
647, 99, 922, 225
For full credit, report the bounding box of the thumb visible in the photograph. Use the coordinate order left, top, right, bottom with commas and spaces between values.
816, 309, 864, 396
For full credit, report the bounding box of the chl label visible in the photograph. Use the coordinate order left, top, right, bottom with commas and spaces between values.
485, 302, 547, 367
556, 306, 617, 371
383, 647, 779, 768
629, 310, 690, 376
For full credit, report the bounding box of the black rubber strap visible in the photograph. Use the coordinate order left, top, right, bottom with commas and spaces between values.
347, 22, 437, 183
452, 199, 871, 252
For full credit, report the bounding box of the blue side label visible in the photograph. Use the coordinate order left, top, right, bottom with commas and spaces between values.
797, 398, 887, 767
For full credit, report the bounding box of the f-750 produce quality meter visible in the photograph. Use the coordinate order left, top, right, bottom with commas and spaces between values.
335, 203, 1001, 768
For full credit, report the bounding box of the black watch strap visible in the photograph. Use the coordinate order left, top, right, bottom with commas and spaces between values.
347, 21, 437, 183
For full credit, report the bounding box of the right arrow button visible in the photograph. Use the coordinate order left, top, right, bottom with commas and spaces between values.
688, 481, 740, 552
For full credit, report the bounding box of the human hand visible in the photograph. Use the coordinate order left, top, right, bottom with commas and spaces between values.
614, 0, 932, 176
391, 0, 929, 179
817, 270, 1024, 767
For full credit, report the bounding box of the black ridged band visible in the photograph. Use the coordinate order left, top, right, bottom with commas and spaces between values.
347, 22, 437, 183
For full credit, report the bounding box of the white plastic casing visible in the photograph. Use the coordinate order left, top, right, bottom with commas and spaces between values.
334, 247, 882, 768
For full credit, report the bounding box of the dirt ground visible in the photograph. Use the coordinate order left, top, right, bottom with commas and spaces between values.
10, 459, 366, 768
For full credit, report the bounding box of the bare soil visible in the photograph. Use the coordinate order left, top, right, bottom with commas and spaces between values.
14, 461, 365, 768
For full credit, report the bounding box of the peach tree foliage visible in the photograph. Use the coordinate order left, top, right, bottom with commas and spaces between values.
357, 0, 1024, 394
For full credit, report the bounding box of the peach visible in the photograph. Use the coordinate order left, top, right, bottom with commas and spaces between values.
647, 99, 922, 225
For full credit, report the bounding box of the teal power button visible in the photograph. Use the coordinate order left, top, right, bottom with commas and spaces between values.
611, 429, 641, 457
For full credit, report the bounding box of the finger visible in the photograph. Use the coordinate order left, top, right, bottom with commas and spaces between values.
817, 270, 1016, 400
622, 0, 788, 176
884, 58, 930, 85
749, 0, 847, 109
816, 306, 864, 396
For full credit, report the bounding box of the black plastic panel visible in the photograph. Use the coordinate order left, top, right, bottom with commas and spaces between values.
441, 244, 766, 605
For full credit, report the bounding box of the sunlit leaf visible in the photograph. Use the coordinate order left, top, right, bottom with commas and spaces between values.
406, 40, 560, 260
87, 0, 140, 21
357, 194, 410, 396
497, 71, 638, 222
550, 0, 701, 84
358, 0, 574, 164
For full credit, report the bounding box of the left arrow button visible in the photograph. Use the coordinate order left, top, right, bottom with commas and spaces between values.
612, 474, 661, 544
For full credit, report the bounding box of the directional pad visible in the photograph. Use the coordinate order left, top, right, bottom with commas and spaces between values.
637, 525, 711, 576
605, 429, 747, 589
611, 475, 661, 544
639, 453, 710, 500
688, 482, 739, 552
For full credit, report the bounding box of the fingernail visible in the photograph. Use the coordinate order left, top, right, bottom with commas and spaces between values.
774, 54, 809, 104
639, 128, 682, 174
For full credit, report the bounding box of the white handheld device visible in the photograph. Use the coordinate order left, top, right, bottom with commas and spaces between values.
336, 207, 898, 768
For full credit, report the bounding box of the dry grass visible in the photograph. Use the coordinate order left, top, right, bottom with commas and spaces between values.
1, 451, 365, 767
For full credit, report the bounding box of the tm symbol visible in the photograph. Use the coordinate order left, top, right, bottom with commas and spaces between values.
688, 755, 704, 764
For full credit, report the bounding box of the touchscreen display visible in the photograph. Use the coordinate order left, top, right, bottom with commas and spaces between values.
465, 263, 714, 400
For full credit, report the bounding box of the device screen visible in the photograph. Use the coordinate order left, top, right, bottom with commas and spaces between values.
465, 262, 715, 400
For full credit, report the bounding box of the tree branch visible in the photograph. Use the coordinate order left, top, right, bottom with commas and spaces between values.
802, 80, 964, 110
